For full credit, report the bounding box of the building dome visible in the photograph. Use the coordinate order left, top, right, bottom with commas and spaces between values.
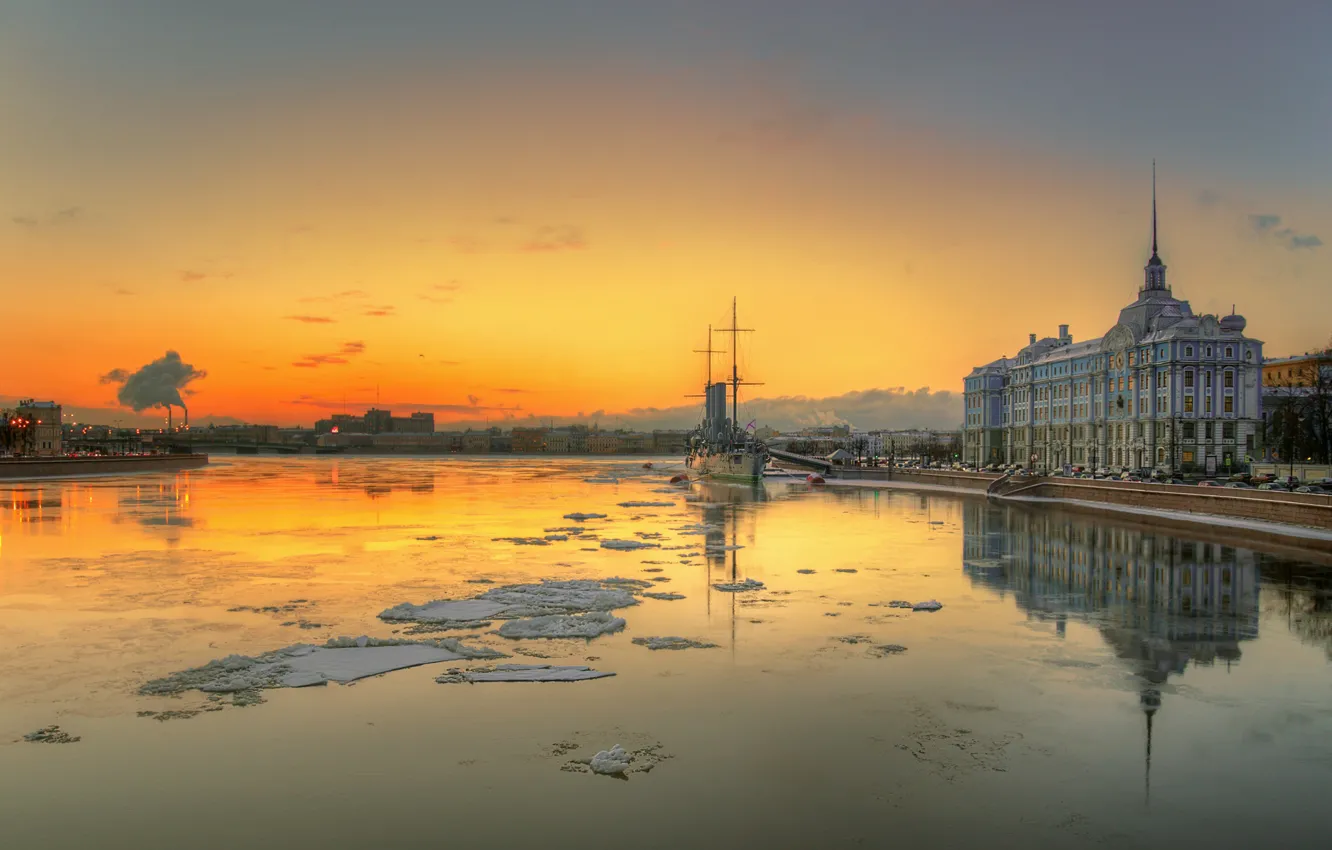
1220, 313, 1247, 332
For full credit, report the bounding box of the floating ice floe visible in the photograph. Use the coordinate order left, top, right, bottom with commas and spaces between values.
415, 535, 442, 541
712, 578, 765, 592
380, 579, 642, 624
833, 635, 873, 644
564, 512, 608, 521
600, 539, 660, 551
797, 569, 816, 574
673, 522, 722, 535
635, 532, 666, 540
913, 600, 944, 612
617, 501, 675, 508
870, 644, 908, 656
584, 477, 620, 484
632, 636, 718, 651
590, 744, 632, 775
22, 725, 80, 744
705, 544, 745, 552
834, 568, 858, 574
496, 611, 626, 639
642, 568, 664, 573
140, 636, 505, 696
545, 526, 586, 534
873, 600, 913, 609
492, 536, 551, 546
437, 663, 614, 683
602, 576, 653, 589
544, 534, 569, 542
643, 592, 685, 601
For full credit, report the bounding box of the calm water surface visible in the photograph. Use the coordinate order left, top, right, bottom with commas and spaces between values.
2, 457, 1331, 849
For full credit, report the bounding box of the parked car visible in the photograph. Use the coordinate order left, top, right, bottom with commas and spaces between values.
1294, 485, 1326, 494
1258, 483, 1288, 491
1197, 480, 1223, 487
1224, 481, 1254, 489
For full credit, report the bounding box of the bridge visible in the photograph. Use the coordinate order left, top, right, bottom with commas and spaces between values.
768, 448, 834, 474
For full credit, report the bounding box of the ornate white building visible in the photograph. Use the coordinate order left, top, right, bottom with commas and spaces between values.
963, 170, 1263, 474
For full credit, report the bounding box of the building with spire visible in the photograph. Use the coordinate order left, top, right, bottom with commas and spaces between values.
963, 165, 1264, 474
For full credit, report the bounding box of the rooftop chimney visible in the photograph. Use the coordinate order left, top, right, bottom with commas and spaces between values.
1029, 333, 1037, 345
1059, 324, 1070, 343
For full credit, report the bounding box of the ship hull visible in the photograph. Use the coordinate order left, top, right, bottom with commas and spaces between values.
687, 449, 767, 484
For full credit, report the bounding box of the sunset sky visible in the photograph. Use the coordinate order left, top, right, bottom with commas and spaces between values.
4, 1, 1330, 430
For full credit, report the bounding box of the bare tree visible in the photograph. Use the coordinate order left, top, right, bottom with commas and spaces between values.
1266, 346, 1332, 465
0, 410, 37, 456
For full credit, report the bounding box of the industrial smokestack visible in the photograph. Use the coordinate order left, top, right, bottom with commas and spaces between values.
183, 406, 189, 429
168, 405, 173, 432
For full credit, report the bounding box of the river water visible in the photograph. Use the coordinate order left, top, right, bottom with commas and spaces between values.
1, 456, 1330, 849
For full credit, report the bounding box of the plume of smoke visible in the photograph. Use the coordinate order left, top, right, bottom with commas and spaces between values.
101, 351, 207, 412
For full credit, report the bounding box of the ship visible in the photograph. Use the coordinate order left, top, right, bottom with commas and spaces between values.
685, 298, 769, 484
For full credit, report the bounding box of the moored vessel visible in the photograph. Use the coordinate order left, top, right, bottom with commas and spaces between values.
685, 298, 768, 484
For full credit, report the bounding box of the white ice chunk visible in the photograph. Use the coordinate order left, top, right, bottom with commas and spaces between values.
712, 578, 765, 592
632, 636, 717, 650
564, 512, 608, 521
616, 501, 675, 508
544, 534, 569, 541
643, 592, 685, 601
379, 599, 511, 623
600, 539, 660, 550
140, 637, 504, 697
705, 544, 744, 551
584, 477, 620, 484
496, 611, 626, 639
590, 744, 632, 775
454, 663, 615, 682
912, 600, 943, 611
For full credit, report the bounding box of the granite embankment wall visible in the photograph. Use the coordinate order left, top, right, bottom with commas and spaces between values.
831, 467, 1332, 535
0, 454, 210, 479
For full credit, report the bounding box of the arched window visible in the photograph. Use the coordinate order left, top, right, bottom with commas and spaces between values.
1157, 447, 1166, 464
1245, 350, 1253, 362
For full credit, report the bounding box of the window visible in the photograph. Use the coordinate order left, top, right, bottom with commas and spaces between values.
1224, 396, 1233, 413
1184, 370, 1194, 388
1224, 370, 1234, 388
1246, 350, 1253, 362
1225, 346, 1233, 358
1185, 396, 1194, 413
1128, 352, 1136, 366
1206, 346, 1213, 357
1186, 346, 1193, 357
1204, 422, 1213, 440
1205, 396, 1212, 413
1183, 422, 1195, 440
1205, 372, 1212, 389
1223, 422, 1235, 440
1157, 447, 1166, 463
1183, 450, 1195, 463
1128, 375, 1135, 390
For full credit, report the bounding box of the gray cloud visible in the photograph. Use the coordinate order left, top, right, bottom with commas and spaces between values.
99, 351, 207, 412
284, 315, 336, 323
467, 394, 481, 406
1195, 188, 1222, 207
1249, 213, 1322, 251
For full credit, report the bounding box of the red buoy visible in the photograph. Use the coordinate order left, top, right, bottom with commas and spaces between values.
642, 462, 653, 469
670, 474, 688, 484
806, 474, 826, 485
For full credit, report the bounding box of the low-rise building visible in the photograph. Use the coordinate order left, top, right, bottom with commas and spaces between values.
652, 430, 690, 454
15, 399, 62, 456
461, 432, 492, 453
511, 427, 548, 453
588, 432, 622, 453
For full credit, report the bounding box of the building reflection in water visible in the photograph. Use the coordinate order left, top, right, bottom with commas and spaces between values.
315, 462, 435, 500
962, 501, 1261, 802
692, 482, 766, 652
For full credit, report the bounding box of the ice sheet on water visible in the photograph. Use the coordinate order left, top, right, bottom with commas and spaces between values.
584, 477, 619, 484
564, 512, 608, 521
617, 501, 675, 508
492, 536, 551, 546
591, 745, 632, 775
544, 534, 569, 541
712, 578, 765, 592
140, 636, 505, 696
705, 544, 744, 552
834, 568, 858, 573
438, 663, 615, 683
545, 526, 586, 534
797, 569, 816, 574
380, 579, 642, 623
496, 611, 626, 639
600, 539, 660, 550
632, 636, 718, 651
913, 600, 944, 611
643, 592, 685, 601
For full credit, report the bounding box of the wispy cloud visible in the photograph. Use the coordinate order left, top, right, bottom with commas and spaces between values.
180, 271, 208, 282
11, 206, 82, 228
298, 289, 368, 304
1248, 213, 1322, 251
284, 315, 337, 324
494, 388, 529, 394
113, 287, 135, 296
418, 282, 461, 305
363, 305, 395, 317
521, 224, 587, 253
292, 341, 366, 369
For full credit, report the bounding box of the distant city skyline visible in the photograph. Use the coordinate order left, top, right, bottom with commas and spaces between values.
5, 2, 1329, 426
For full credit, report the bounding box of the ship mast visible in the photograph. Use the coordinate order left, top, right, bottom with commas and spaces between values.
686, 324, 721, 405
714, 297, 761, 444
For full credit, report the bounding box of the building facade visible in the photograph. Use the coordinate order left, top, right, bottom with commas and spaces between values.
1261, 351, 1332, 465
15, 400, 63, 456
963, 177, 1263, 475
